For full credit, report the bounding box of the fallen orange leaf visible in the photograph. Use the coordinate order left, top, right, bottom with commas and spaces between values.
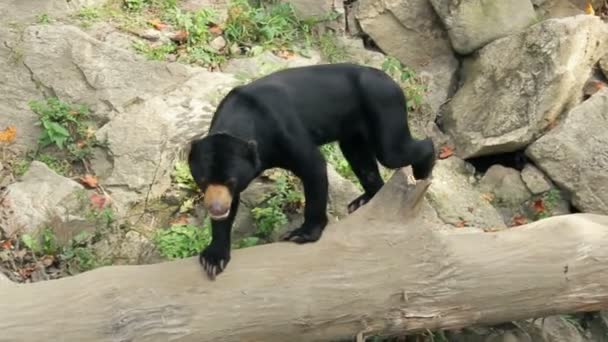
0, 126, 17, 143
512, 214, 527, 226
170, 215, 190, 225
532, 198, 546, 213
90, 193, 109, 209
438, 145, 454, 159
455, 220, 467, 228
208, 23, 223, 35
171, 30, 189, 44
276, 50, 294, 60
585, 1, 595, 15
149, 19, 168, 30
1, 239, 13, 250
80, 174, 99, 188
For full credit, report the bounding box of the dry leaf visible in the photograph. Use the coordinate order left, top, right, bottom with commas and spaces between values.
276, 50, 294, 60
481, 192, 495, 202
171, 30, 189, 44
170, 215, 190, 225
585, 0, 595, 15
149, 19, 168, 30
511, 214, 527, 226
84, 126, 96, 139
40, 255, 55, 267
80, 174, 99, 188
208, 23, 223, 35
532, 198, 546, 213
438, 145, 454, 159
90, 193, 109, 209
0, 126, 17, 143
1, 239, 13, 250
455, 220, 467, 228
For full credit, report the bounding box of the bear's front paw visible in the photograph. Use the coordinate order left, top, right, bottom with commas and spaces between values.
347, 193, 371, 214
199, 245, 231, 280
280, 225, 324, 244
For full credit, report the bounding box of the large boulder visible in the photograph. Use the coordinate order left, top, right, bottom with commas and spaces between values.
0, 0, 107, 23
18, 24, 241, 215
526, 88, 608, 215
0, 27, 46, 153
0, 162, 84, 237
534, 0, 585, 20
21, 24, 195, 119
356, 0, 458, 117
442, 15, 608, 158
429, 0, 537, 55
478, 165, 532, 207
425, 157, 506, 229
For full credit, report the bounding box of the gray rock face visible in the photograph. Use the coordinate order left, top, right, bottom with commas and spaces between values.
478, 165, 532, 206
534, 0, 585, 20
430, 0, 537, 54
21, 24, 195, 119
443, 15, 608, 158
521, 164, 553, 194
356, 0, 458, 117
426, 157, 506, 229
0, 162, 84, 236
223, 50, 321, 80
0, 0, 107, 23
527, 88, 608, 215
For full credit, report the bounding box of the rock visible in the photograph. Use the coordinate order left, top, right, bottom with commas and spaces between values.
95, 69, 239, 216
0, 27, 46, 153
209, 35, 227, 52
0, 161, 84, 236
223, 50, 322, 80
93, 230, 161, 265
442, 15, 608, 159
0, 0, 108, 23
478, 165, 532, 206
521, 164, 553, 194
356, 0, 458, 116
180, 0, 229, 22
526, 88, 608, 214
326, 165, 361, 218
425, 157, 506, 229
282, 0, 344, 20
338, 36, 385, 69
534, 0, 585, 19
430, 0, 537, 55
600, 55, 608, 80
21, 24, 194, 119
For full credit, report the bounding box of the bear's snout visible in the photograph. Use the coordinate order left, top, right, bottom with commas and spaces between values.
204, 184, 232, 220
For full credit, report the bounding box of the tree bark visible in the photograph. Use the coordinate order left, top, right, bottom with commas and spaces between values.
1, 169, 607, 342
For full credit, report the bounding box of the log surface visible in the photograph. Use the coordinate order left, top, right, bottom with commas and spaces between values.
1, 170, 607, 342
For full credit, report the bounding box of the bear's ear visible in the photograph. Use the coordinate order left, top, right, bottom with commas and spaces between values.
247, 140, 261, 170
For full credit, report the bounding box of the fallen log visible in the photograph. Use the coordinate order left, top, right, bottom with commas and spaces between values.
0, 169, 607, 342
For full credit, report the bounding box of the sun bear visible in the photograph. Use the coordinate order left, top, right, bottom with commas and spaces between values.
188, 63, 436, 279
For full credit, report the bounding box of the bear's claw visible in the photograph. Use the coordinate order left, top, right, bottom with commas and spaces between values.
199, 246, 230, 280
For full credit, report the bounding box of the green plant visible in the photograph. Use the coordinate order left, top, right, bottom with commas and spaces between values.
316, 32, 348, 63
320, 143, 357, 183
172, 161, 197, 191
11, 159, 31, 177
154, 220, 212, 259
36, 13, 52, 24
124, 0, 148, 11
132, 40, 176, 61
60, 231, 100, 273
29, 97, 99, 164
381, 56, 426, 111
234, 236, 261, 249
251, 172, 303, 239
35, 153, 72, 176
75, 6, 102, 27
21, 227, 58, 255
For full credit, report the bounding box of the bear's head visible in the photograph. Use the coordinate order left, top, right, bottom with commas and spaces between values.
188, 132, 261, 220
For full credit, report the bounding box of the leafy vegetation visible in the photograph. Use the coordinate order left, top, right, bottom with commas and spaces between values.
250, 171, 303, 241
381, 56, 426, 111
153, 220, 212, 259
28, 97, 104, 176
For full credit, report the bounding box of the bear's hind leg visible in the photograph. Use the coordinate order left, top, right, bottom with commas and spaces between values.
338, 138, 384, 213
